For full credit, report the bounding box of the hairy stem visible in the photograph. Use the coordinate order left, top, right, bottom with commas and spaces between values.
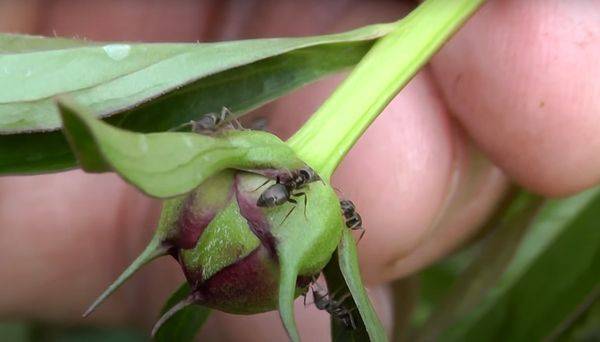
287, 0, 486, 179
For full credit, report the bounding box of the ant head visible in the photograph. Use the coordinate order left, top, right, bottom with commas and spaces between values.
312, 286, 329, 310
298, 166, 320, 182
193, 114, 217, 131
340, 199, 355, 211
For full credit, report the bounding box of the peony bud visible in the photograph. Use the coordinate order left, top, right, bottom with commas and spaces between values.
84, 165, 344, 336
153, 169, 342, 332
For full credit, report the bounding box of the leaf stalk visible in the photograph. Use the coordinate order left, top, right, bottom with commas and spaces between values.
287, 0, 487, 179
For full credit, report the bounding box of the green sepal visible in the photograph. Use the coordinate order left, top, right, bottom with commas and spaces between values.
58, 98, 304, 198
154, 283, 211, 342
234, 173, 346, 341
338, 230, 387, 342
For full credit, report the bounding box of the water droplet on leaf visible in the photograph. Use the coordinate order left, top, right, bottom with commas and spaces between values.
102, 44, 131, 61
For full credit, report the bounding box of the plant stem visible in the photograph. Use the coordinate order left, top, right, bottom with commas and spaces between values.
287, 0, 486, 179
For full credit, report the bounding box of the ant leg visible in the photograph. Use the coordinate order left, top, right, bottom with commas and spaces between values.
280, 204, 296, 225
357, 228, 366, 243
232, 118, 244, 130
303, 193, 308, 217
326, 287, 343, 302
252, 179, 271, 192
348, 311, 357, 330
220, 106, 232, 120
221, 107, 244, 130
253, 176, 279, 192
292, 192, 307, 219
168, 121, 194, 132
337, 292, 352, 303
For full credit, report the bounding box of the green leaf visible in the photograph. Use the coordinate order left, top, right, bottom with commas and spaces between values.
322, 252, 370, 342
409, 240, 480, 331
0, 322, 31, 342
417, 190, 544, 340
57, 99, 304, 198
245, 174, 343, 341
338, 229, 387, 342
1, 24, 393, 133
431, 187, 600, 341
554, 294, 600, 341
36, 326, 146, 342
154, 283, 211, 342
0, 24, 393, 175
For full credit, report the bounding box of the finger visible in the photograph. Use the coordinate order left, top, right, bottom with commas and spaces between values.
35, 0, 211, 41
430, 0, 600, 196
331, 71, 507, 284
0, 1, 38, 33
0, 171, 180, 326
257, 1, 508, 286
0, 0, 202, 327
251, 0, 509, 284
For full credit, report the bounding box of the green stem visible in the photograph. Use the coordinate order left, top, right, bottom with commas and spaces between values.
287, 0, 486, 179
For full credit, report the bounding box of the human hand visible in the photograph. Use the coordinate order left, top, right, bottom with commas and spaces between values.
0, 0, 597, 340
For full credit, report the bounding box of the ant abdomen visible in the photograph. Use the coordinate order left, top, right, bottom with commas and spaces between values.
339, 199, 365, 241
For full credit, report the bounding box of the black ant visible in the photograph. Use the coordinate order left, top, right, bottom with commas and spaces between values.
309, 282, 357, 330
248, 116, 269, 131
256, 167, 320, 222
170, 107, 242, 133
340, 200, 365, 242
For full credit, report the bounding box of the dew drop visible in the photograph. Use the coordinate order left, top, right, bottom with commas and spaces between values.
102, 44, 131, 61
138, 136, 149, 153
183, 136, 194, 148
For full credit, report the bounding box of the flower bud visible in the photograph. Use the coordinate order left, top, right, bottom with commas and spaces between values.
167, 169, 341, 315
84, 165, 344, 334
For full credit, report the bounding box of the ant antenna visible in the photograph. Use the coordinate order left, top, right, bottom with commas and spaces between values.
167, 121, 194, 132
332, 186, 344, 195
252, 176, 277, 192
357, 229, 366, 243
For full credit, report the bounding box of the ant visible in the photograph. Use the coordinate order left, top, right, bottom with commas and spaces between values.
170, 107, 242, 134
256, 167, 320, 222
248, 116, 269, 131
340, 200, 365, 242
308, 282, 357, 330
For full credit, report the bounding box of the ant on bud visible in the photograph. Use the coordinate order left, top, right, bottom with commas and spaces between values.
307, 282, 357, 330
170, 106, 242, 134
256, 166, 321, 222
339, 200, 365, 242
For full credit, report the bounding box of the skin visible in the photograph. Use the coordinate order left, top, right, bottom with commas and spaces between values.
0, 0, 598, 340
